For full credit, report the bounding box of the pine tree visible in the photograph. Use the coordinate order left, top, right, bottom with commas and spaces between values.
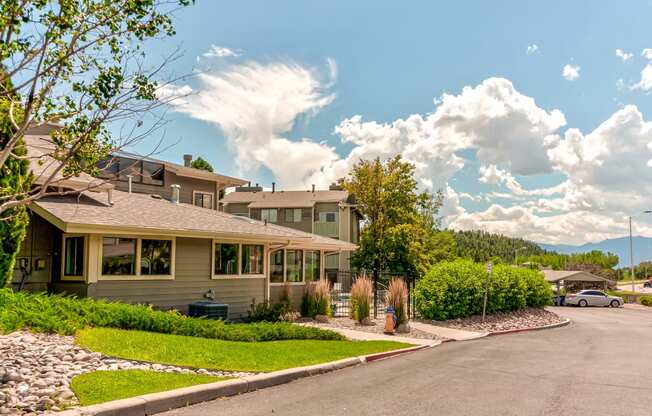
190, 156, 214, 172
0, 75, 31, 287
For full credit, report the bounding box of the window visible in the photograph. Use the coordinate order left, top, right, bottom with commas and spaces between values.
140, 239, 172, 275
286, 249, 303, 282
102, 237, 137, 275
242, 244, 264, 274
194, 192, 214, 209
97, 158, 119, 179
142, 161, 164, 186
319, 212, 337, 222
214, 243, 239, 275
285, 208, 302, 223
305, 250, 320, 282
261, 208, 278, 223
117, 157, 142, 182
270, 250, 284, 283
63, 236, 85, 278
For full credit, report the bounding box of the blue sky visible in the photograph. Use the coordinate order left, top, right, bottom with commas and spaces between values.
123, 1, 652, 245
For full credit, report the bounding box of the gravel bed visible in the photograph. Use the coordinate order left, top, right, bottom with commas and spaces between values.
427, 308, 565, 333
303, 317, 442, 340
0, 331, 254, 415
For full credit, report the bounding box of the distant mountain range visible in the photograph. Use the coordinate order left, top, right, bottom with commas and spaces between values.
539, 236, 652, 267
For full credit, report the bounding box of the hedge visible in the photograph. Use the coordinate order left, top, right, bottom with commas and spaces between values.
414, 260, 553, 320
0, 289, 343, 342
640, 295, 652, 307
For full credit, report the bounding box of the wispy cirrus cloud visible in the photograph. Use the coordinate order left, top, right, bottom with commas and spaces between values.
202, 45, 243, 58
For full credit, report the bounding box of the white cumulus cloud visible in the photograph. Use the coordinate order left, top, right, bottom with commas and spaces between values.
632, 48, 652, 91
562, 64, 581, 81
202, 45, 243, 58
616, 48, 634, 62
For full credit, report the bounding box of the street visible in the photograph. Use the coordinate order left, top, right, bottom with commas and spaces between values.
162, 307, 652, 416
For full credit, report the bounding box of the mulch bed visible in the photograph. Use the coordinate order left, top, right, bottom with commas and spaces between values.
302, 317, 442, 340
427, 308, 565, 333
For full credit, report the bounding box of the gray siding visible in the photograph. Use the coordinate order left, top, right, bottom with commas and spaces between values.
11, 213, 60, 292
224, 203, 249, 216
248, 208, 312, 233
89, 237, 264, 319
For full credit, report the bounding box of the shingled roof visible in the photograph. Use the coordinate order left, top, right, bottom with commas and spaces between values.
31, 190, 357, 251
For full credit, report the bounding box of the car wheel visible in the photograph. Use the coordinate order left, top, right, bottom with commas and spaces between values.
610, 300, 620, 308
579, 299, 588, 307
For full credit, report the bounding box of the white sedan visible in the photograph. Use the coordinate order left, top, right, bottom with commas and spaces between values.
565, 290, 623, 308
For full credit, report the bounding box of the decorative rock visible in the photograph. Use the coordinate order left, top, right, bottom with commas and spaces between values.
360, 317, 373, 326
0, 330, 257, 415
396, 323, 411, 333
314, 314, 330, 323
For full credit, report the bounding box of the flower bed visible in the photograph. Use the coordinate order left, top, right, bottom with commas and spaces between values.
302, 317, 442, 340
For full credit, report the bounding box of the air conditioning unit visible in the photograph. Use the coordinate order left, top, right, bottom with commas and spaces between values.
188, 301, 229, 320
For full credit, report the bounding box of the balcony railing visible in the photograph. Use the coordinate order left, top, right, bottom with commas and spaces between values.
314, 221, 339, 237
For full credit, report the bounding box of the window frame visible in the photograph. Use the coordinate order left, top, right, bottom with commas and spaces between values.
318, 211, 338, 223
269, 248, 323, 286
285, 208, 302, 223
211, 240, 266, 280
61, 234, 88, 281
193, 191, 215, 210
99, 235, 175, 281
260, 208, 278, 223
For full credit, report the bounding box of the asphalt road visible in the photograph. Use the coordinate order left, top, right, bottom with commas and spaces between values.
162, 307, 652, 416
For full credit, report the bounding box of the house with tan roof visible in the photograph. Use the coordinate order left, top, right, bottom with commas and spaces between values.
220, 183, 362, 286
12, 127, 356, 319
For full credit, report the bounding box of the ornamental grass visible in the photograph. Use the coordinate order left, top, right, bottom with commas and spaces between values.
386, 277, 408, 326
301, 280, 332, 318
350, 276, 373, 323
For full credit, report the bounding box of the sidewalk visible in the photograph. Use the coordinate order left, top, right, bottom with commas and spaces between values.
409, 321, 487, 341
322, 326, 441, 346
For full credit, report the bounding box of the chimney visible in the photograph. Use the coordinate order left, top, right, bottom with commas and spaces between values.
126, 175, 133, 194
272, 182, 276, 193
170, 184, 180, 204
311, 184, 315, 193
183, 154, 192, 167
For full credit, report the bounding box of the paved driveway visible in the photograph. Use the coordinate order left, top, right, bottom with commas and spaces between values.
162, 307, 652, 416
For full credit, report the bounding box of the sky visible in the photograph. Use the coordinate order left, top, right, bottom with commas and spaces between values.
121, 1, 652, 245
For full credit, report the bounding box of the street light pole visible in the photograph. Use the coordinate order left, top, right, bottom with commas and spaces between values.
514, 246, 526, 266
630, 216, 635, 293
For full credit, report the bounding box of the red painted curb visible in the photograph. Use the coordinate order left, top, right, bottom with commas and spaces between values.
363, 345, 430, 362
487, 318, 571, 336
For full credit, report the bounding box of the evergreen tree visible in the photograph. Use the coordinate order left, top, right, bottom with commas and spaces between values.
0, 75, 30, 287
190, 156, 214, 172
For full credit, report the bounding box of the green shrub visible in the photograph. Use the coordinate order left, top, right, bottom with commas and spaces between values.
350, 276, 372, 322
640, 295, 652, 306
0, 289, 343, 342
245, 299, 294, 323
300, 280, 331, 318
414, 260, 552, 321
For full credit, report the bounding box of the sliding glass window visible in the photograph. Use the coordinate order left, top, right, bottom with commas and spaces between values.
286, 249, 303, 282
102, 237, 137, 275
214, 243, 239, 275
242, 244, 264, 275
141, 239, 172, 276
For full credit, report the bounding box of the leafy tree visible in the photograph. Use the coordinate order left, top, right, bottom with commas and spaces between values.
0, 74, 30, 287
452, 230, 544, 263
0, 0, 192, 285
343, 156, 450, 276
0, 0, 194, 217
190, 156, 214, 172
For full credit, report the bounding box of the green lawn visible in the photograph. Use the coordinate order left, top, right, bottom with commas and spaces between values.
76, 327, 411, 373
70, 370, 227, 406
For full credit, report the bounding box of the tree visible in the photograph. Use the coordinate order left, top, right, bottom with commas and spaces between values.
0, 0, 193, 217
343, 156, 450, 276
191, 156, 214, 172
0, 0, 192, 286
0, 73, 30, 287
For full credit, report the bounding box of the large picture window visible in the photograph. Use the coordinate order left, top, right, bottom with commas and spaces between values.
305, 250, 320, 282
63, 236, 85, 278
270, 250, 284, 283
261, 208, 277, 223
214, 243, 239, 275
242, 244, 264, 275
285, 208, 302, 223
286, 249, 303, 282
102, 237, 136, 275
140, 239, 172, 275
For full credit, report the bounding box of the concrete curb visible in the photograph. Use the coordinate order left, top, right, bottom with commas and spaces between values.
57, 345, 429, 416
487, 318, 571, 336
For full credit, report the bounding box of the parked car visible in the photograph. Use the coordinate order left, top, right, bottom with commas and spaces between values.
644, 279, 652, 288
565, 290, 623, 307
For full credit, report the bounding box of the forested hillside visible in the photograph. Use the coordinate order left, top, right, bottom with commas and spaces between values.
452, 230, 545, 263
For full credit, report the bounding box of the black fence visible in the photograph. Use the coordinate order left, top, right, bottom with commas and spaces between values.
329, 270, 418, 319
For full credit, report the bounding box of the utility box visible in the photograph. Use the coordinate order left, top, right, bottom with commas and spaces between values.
188, 301, 229, 320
